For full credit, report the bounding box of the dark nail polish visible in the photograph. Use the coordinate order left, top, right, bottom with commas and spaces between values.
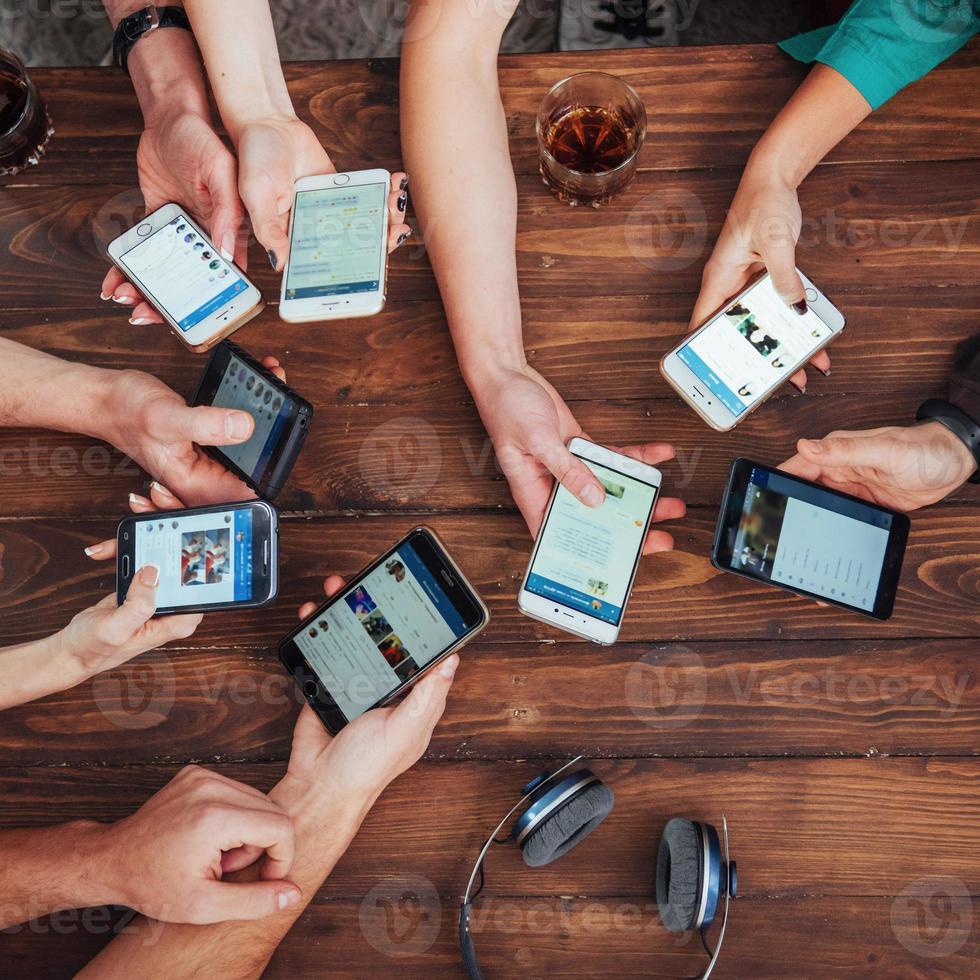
397, 192, 407, 212
399, 176, 409, 191
267, 249, 278, 270
792, 299, 808, 314
396, 230, 412, 246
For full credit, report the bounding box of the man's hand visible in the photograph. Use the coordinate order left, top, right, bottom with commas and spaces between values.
93, 765, 301, 923
474, 365, 685, 551
780, 421, 977, 511
97, 356, 285, 505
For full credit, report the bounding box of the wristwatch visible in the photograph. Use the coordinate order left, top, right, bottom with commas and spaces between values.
916, 398, 980, 484
112, 5, 192, 76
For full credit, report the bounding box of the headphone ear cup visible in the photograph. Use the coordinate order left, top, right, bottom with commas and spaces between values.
521, 782, 615, 868
656, 818, 702, 932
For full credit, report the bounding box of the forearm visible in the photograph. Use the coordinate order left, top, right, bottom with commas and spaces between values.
182, 0, 295, 140
0, 339, 114, 441
0, 821, 111, 928
0, 633, 89, 712
79, 775, 374, 979
103, 0, 211, 125
747, 63, 871, 189
400, 1, 526, 400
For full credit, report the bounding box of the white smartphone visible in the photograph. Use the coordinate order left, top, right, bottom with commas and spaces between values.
517, 438, 663, 645
660, 270, 845, 431
106, 203, 264, 353
279, 168, 390, 323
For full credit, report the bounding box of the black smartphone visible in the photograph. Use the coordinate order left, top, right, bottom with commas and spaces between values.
192, 340, 313, 499
279, 527, 490, 734
116, 500, 279, 615
712, 459, 910, 620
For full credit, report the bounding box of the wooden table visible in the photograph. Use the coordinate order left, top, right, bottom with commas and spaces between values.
1, 43, 978, 977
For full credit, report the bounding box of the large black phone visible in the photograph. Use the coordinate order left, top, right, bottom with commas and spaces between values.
712, 458, 910, 620
116, 500, 279, 616
192, 340, 313, 499
279, 527, 489, 733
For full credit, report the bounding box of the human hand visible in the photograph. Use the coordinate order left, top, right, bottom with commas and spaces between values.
94, 764, 300, 923
689, 166, 831, 392
473, 365, 685, 550
95, 357, 286, 506
235, 114, 412, 270
780, 421, 977, 512
102, 105, 246, 325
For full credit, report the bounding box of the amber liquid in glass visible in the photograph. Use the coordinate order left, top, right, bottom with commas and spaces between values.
0, 59, 53, 175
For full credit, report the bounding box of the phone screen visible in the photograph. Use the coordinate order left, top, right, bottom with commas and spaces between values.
209, 354, 296, 484
725, 466, 896, 612
292, 539, 472, 722
285, 182, 386, 299
677, 275, 833, 417
133, 506, 254, 608
120, 212, 249, 331
525, 457, 660, 625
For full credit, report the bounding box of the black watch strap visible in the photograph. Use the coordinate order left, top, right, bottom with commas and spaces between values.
113, 5, 192, 77
916, 398, 980, 484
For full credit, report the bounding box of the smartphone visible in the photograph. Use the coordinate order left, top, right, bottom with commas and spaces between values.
712, 459, 910, 620
660, 270, 845, 431
279, 169, 390, 323
517, 438, 663, 645
278, 527, 489, 734
116, 500, 279, 615
106, 203, 264, 353
191, 341, 313, 500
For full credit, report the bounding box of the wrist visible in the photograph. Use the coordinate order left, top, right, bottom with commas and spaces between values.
61, 820, 119, 908
743, 140, 805, 192
919, 420, 978, 482
461, 352, 529, 411
271, 772, 376, 838
127, 27, 211, 127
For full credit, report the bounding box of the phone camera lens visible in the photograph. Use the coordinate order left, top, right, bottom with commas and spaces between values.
303, 681, 318, 698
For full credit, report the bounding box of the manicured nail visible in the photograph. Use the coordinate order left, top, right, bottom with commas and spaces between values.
220, 232, 236, 262
225, 411, 252, 440
817, 366, 831, 377
581, 484, 604, 508
150, 481, 175, 499
84, 543, 103, 558
792, 299, 807, 314
128, 492, 142, 506
100, 291, 112, 301
129, 317, 151, 326
113, 294, 135, 306
140, 564, 161, 588
278, 889, 300, 910
399, 175, 409, 191
396, 230, 412, 247
267, 249, 278, 270
439, 654, 459, 679
397, 192, 407, 212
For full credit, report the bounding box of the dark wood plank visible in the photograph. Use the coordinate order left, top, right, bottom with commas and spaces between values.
1, 510, 977, 650
13, 42, 979, 188
2, 159, 977, 308
0, 638, 976, 767
0, 758, 977, 895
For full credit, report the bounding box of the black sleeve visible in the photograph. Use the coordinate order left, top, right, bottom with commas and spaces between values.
949, 333, 980, 423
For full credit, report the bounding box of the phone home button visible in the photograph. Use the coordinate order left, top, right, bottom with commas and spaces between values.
804, 287, 817, 303
333, 174, 350, 185
137, 223, 152, 236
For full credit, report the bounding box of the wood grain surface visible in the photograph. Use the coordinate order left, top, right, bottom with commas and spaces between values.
0, 40, 978, 978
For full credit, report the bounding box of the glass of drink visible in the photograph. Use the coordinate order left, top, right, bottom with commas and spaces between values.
536, 71, 646, 207
0, 48, 54, 177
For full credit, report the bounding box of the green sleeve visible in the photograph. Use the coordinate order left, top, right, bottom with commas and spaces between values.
779, 0, 979, 110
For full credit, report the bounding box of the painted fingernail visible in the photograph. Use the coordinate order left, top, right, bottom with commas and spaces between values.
817, 366, 831, 377
278, 889, 300, 910
397, 192, 407, 212
128, 492, 142, 506
140, 563, 161, 588
220, 232, 236, 262
150, 481, 175, 499
396, 230, 412, 247
792, 299, 808, 314
399, 175, 409, 191
100, 292, 112, 301
581, 484, 604, 508
113, 294, 135, 306
267, 249, 278, 270
225, 411, 252, 440
439, 654, 459, 679
129, 317, 151, 326
84, 543, 103, 557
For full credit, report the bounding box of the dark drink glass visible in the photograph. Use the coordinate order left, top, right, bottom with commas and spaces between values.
0, 48, 54, 177
536, 71, 646, 207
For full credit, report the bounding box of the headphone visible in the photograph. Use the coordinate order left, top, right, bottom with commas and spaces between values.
460, 758, 738, 979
